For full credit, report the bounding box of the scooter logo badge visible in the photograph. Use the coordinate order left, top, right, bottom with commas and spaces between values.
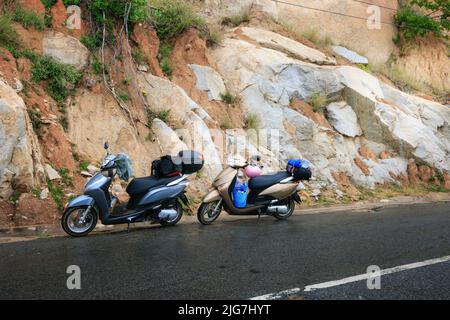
66, 265, 81, 290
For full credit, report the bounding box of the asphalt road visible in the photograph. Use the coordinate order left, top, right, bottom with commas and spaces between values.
0, 202, 449, 300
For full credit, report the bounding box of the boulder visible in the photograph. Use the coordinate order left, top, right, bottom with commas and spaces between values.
45, 164, 61, 181
332, 46, 369, 64
326, 102, 362, 137
43, 31, 89, 70
0, 80, 44, 199
189, 64, 227, 101
238, 27, 336, 65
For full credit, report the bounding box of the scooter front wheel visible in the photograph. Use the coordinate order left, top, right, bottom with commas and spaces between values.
61, 206, 98, 237
197, 200, 222, 225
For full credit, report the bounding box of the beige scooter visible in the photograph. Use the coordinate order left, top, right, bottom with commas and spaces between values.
197, 156, 304, 225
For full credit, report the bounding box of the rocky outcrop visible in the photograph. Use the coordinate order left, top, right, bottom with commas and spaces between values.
189, 64, 226, 101
326, 102, 362, 137
210, 27, 450, 188
137, 73, 223, 177
237, 27, 336, 65
43, 31, 89, 70
67, 90, 160, 177
0, 80, 44, 199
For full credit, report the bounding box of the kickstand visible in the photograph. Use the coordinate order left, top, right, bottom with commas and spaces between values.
127, 222, 131, 233
257, 210, 261, 221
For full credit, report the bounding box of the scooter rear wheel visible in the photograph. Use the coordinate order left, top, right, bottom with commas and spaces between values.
197, 200, 222, 225
159, 201, 183, 226
62, 206, 98, 237
273, 197, 295, 220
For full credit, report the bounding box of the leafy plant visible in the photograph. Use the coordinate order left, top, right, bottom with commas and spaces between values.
220, 92, 236, 104
146, 108, 171, 126
309, 92, 328, 112
62, 0, 80, 6
245, 113, 261, 130
158, 43, 173, 76
0, 14, 21, 50
27, 108, 44, 138
47, 178, 65, 211
30, 55, 82, 102
91, 58, 103, 75
132, 49, 146, 64
149, 0, 207, 41
58, 168, 73, 187
81, 33, 103, 51
394, 1, 449, 43
89, 0, 148, 24
41, 0, 57, 10
79, 160, 90, 172
157, 110, 170, 123
221, 13, 250, 27
12, 8, 45, 30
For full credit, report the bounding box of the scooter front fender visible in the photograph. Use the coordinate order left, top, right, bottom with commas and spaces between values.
202, 189, 221, 203
66, 195, 95, 209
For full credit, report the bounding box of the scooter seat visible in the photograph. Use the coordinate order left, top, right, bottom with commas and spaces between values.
126, 175, 181, 195
248, 171, 291, 190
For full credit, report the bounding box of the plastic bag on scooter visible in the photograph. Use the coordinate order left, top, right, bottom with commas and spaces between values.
115, 153, 133, 181
233, 180, 248, 208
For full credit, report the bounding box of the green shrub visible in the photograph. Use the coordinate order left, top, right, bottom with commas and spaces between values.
394, 7, 443, 41
132, 49, 146, 64
220, 92, 236, 104
158, 43, 173, 76
62, 0, 80, 6
92, 59, 103, 75
149, 0, 206, 41
30, 56, 82, 102
13, 8, 45, 30
0, 14, 21, 50
47, 178, 65, 211
79, 160, 90, 172
221, 13, 250, 27
81, 33, 102, 51
147, 108, 171, 126
245, 113, 261, 130
59, 168, 73, 187
309, 92, 328, 112
302, 29, 333, 48
89, 0, 148, 24
356, 63, 371, 73
157, 110, 170, 123
41, 0, 57, 10
394, 1, 449, 43
27, 108, 44, 138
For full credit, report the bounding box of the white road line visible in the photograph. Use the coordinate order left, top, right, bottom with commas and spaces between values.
250, 255, 450, 300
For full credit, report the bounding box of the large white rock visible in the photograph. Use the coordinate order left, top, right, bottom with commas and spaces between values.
326, 102, 362, 137
0, 80, 44, 199
43, 31, 90, 70
44, 164, 61, 181
239, 27, 336, 65
151, 119, 188, 156
210, 28, 450, 186
138, 73, 222, 178
188, 64, 226, 101
332, 46, 369, 64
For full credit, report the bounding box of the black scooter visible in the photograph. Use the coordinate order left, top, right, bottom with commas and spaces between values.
61, 143, 203, 237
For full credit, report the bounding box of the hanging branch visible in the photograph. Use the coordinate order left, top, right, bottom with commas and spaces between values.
100, 10, 137, 131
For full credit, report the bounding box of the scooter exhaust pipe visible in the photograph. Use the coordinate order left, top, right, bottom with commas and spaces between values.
158, 209, 178, 220
267, 205, 289, 214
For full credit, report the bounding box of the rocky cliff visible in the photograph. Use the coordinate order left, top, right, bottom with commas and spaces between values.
0, 0, 449, 226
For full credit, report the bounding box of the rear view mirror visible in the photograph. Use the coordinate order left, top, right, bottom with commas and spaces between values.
104, 141, 109, 150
